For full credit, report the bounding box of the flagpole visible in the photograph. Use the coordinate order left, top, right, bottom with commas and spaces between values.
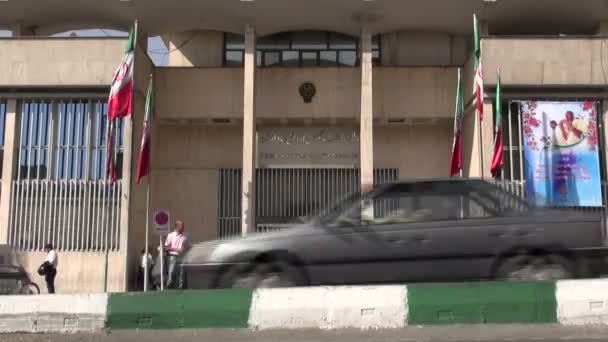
479, 113, 485, 179
144, 177, 150, 291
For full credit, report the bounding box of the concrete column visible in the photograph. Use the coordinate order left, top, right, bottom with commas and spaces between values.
360, 26, 374, 192
241, 24, 256, 236
0, 100, 20, 243
463, 100, 494, 178
119, 29, 151, 291
481, 100, 495, 178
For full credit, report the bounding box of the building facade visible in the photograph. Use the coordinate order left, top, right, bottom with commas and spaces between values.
1, 0, 608, 292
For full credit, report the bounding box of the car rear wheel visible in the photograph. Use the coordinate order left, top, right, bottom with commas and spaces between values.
495, 254, 575, 281
221, 261, 305, 289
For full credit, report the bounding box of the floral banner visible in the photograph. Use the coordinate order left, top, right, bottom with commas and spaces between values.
521, 101, 602, 207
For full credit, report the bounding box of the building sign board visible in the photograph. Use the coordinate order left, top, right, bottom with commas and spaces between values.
258, 127, 360, 167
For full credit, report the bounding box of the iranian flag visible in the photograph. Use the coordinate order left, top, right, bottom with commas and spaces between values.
106, 25, 136, 183
490, 71, 504, 177
136, 76, 153, 184
473, 14, 484, 122
450, 68, 465, 176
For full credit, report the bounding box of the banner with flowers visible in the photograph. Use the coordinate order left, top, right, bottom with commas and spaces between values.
521, 101, 601, 207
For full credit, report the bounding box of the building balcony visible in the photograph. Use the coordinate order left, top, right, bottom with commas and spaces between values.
0, 37, 125, 87
155, 66, 458, 123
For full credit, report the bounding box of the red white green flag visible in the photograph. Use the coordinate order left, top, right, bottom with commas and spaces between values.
473, 14, 484, 122
450, 68, 465, 176
136, 76, 153, 184
106, 24, 136, 183
490, 71, 504, 177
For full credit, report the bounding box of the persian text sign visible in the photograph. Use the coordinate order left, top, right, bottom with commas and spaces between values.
258, 127, 359, 167
521, 101, 601, 207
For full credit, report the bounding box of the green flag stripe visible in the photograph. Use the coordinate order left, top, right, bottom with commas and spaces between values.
495, 73, 501, 132
473, 14, 481, 69
125, 26, 135, 52
145, 77, 153, 121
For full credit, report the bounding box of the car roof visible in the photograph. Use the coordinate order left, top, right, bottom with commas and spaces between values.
385, 177, 490, 187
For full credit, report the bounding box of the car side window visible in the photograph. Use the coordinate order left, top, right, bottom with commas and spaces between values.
366, 189, 494, 225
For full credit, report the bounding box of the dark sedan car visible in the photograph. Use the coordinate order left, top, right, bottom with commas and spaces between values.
182, 178, 608, 289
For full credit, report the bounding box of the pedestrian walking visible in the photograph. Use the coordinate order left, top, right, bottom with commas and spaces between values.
164, 220, 189, 289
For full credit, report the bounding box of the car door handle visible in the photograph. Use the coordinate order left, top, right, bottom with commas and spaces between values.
410, 236, 431, 244
386, 236, 404, 244
489, 231, 507, 238
515, 230, 532, 237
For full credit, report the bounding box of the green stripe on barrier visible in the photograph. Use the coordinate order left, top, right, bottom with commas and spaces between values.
107, 289, 253, 329
407, 281, 557, 325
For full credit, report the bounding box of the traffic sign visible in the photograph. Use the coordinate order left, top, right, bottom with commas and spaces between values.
153, 210, 170, 235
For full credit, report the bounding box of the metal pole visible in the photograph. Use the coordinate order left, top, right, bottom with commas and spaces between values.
517, 102, 525, 197
143, 179, 150, 291
508, 102, 514, 182
160, 234, 164, 290
479, 111, 486, 179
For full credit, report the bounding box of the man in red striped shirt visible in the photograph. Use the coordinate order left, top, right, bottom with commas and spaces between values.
164, 220, 189, 289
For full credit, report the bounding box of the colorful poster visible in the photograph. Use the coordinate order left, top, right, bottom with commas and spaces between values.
521, 101, 602, 207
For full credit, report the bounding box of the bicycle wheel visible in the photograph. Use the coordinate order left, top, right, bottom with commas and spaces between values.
20, 282, 40, 295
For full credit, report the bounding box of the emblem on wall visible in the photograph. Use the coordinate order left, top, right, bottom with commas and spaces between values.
299, 82, 316, 103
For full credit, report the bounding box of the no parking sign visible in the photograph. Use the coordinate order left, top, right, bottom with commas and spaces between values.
154, 210, 170, 235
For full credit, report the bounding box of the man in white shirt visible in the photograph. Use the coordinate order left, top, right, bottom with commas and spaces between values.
43, 243, 58, 294
164, 220, 189, 289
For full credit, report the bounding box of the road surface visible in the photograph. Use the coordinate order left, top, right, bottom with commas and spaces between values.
4, 325, 608, 342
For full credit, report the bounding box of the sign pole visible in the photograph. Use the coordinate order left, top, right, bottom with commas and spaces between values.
152, 209, 170, 290
160, 234, 164, 290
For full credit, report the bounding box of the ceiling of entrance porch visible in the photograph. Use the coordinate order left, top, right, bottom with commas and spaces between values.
1, 0, 607, 36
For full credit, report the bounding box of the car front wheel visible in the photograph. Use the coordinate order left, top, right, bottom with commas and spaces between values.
495, 254, 575, 281
221, 261, 305, 289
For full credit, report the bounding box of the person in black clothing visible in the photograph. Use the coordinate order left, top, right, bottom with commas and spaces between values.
42, 243, 58, 294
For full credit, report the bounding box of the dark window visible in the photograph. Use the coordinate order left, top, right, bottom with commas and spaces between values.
338, 51, 357, 67
282, 51, 299, 66
263, 51, 281, 66
223, 31, 381, 67
225, 50, 243, 66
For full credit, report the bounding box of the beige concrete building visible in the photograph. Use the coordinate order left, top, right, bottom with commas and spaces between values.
1, 0, 608, 292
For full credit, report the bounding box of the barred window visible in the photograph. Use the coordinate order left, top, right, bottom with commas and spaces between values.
9, 98, 124, 252
18, 100, 124, 181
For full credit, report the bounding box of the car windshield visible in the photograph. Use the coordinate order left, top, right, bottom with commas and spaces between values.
317, 190, 365, 225
469, 181, 534, 214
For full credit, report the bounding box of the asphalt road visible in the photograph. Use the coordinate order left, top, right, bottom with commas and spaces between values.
4, 325, 608, 342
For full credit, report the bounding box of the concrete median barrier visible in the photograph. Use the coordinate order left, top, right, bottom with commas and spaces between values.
3, 279, 608, 333
0, 293, 107, 333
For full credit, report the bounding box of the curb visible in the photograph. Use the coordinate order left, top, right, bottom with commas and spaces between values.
1, 279, 608, 333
